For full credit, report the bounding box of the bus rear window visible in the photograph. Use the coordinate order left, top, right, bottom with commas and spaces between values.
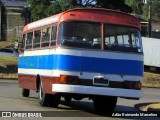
104, 24, 142, 53
59, 22, 101, 49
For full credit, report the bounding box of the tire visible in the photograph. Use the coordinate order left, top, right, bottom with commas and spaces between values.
64, 96, 72, 102
22, 88, 30, 97
38, 82, 60, 107
49, 94, 61, 107
93, 96, 117, 115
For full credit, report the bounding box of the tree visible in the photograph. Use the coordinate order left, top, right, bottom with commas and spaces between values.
28, 0, 133, 21
28, 0, 51, 20
142, 0, 160, 20
29, 0, 79, 20
47, 1, 62, 16
95, 0, 132, 13
125, 0, 144, 15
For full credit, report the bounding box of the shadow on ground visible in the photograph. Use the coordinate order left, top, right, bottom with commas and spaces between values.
56, 100, 159, 119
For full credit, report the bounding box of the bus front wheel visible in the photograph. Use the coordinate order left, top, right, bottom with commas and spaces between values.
22, 88, 30, 97
38, 82, 61, 107
93, 96, 117, 115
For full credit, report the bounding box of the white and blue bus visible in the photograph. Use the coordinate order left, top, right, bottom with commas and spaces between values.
18, 8, 143, 113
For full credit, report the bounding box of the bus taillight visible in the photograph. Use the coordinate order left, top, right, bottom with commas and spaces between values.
60, 75, 78, 84
123, 81, 142, 90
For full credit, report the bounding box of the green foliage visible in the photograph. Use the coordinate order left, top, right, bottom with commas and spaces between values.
142, 0, 160, 20
151, 0, 160, 20
47, 2, 62, 15
29, 0, 78, 20
28, 0, 51, 20
96, 0, 132, 13
28, 0, 133, 21
142, 3, 149, 20
58, 0, 76, 11
125, 0, 143, 14
125, 0, 160, 20
47, 0, 88, 18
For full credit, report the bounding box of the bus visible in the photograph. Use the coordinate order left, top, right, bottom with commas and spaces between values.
18, 8, 143, 113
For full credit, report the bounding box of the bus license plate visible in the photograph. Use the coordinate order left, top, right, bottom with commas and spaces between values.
93, 76, 109, 86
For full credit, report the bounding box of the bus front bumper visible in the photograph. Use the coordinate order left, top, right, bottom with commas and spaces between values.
52, 84, 142, 99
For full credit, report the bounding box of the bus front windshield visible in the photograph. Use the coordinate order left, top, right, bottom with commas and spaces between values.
59, 21, 142, 53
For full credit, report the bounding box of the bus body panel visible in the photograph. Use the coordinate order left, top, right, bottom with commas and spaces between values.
52, 84, 142, 98
18, 48, 143, 98
18, 74, 36, 90
19, 48, 143, 76
59, 9, 140, 29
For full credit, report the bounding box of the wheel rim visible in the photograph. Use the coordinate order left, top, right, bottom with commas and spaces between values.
39, 84, 43, 100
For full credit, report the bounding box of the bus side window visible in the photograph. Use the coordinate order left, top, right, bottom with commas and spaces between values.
51, 25, 57, 46
26, 32, 33, 49
33, 30, 41, 48
20, 34, 26, 52
42, 27, 51, 47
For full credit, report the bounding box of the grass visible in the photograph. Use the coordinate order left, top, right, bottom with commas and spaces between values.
0, 73, 17, 79
0, 41, 14, 48
143, 72, 160, 88
140, 103, 160, 114
0, 56, 18, 79
0, 56, 18, 67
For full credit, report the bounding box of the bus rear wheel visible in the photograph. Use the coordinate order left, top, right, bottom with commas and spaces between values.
38, 82, 61, 107
22, 88, 30, 97
64, 96, 72, 102
93, 96, 117, 115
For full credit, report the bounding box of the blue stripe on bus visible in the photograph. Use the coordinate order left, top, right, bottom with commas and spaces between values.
18, 55, 143, 76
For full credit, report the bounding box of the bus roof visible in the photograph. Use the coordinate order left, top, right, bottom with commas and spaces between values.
23, 8, 140, 33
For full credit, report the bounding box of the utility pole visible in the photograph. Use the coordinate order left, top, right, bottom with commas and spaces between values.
148, 0, 152, 38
